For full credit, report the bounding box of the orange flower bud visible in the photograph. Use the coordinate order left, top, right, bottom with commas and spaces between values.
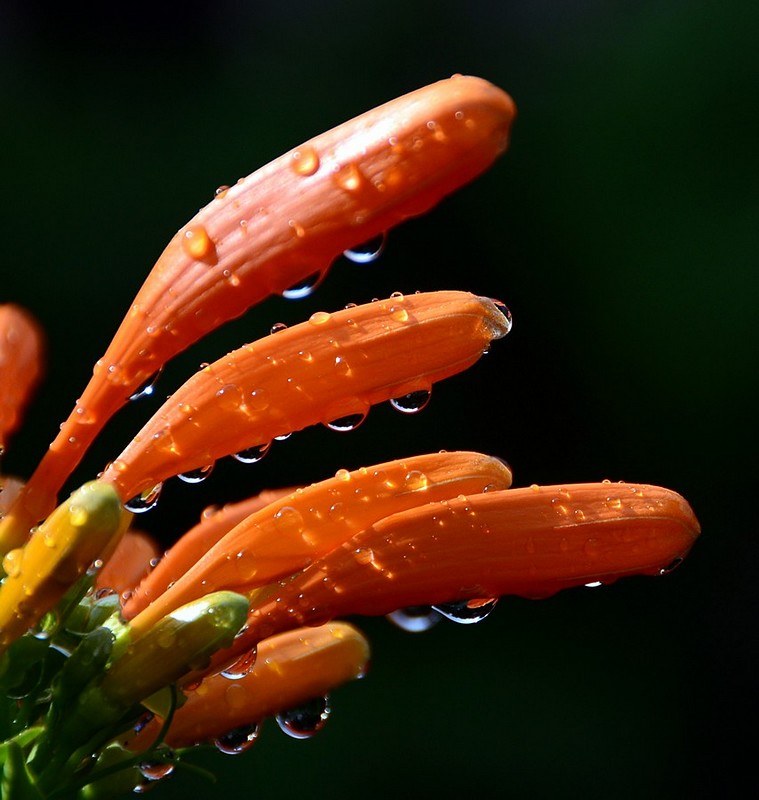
100, 292, 511, 503
124, 451, 511, 637
4, 76, 515, 546
223, 483, 699, 655
95, 530, 160, 596
0, 304, 44, 453
128, 622, 369, 750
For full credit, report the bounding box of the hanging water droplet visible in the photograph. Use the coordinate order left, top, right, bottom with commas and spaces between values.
275, 696, 330, 739
432, 598, 498, 624
213, 723, 260, 755
325, 411, 368, 432
124, 483, 163, 514
659, 557, 684, 576
343, 232, 387, 264
220, 649, 257, 679
274, 432, 292, 441
138, 759, 175, 783
177, 463, 214, 484
129, 368, 164, 402
282, 272, 324, 300
584, 581, 603, 588
387, 606, 442, 633
390, 389, 431, 414
490, 299, 513, 332
233, 442, 271, 464
270, 322, 288, 334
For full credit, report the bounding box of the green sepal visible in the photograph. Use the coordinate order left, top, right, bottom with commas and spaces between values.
1, 741, 44, 800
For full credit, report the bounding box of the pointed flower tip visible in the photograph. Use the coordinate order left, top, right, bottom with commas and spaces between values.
0, 481, 127, 653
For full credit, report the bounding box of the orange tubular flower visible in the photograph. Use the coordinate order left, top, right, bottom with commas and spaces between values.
94, 530, 161, 596
214, 482, 699, 662
1, 75, 516, 546
123, 451, 513, 636
98, 291, 511, 505
0, 304, 44, 453
128, 622, 370, 751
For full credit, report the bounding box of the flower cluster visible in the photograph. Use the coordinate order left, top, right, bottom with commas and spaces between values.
0, 76, 699, 798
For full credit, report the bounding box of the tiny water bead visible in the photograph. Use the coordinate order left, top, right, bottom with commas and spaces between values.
290, 145, 320, 177
270, 322, 288, 335
659, 557, 684, 576
232, 442, 271, 464
275, 695, 331, 740
220, 649, 257, 680
128, 368, 163, 402
124, 483, 163, 514
390, 389, 431, 414
213, 723, 260, 755
343, 232, 387, 264
387, 606, 442, 633
490, 299, 513, 333
137, 759, 175, 783
177, 463, 215, 484
181, 225, 214, 261
432, 598, 498, 624
282, 272, 324, 300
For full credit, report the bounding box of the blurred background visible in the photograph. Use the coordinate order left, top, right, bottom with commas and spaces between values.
1, 1, 757, 797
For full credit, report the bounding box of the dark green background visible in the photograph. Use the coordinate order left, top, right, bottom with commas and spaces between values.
2, 1, 757, 798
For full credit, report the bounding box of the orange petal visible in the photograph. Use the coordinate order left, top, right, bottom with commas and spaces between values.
223, 483, 699, 652
100, 291, 511, 503
5, 76, 515, 544
124, 487, 296, 615
95, 529, 161, 596
0, 304, 44, 452
127, 622, 369, 750
124, 452, 512, 636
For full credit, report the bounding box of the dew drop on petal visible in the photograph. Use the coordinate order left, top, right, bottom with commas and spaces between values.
432, 598, 498, 624
343, 232, 387, 264
270, 322, 288, 335
138, 760, 175, 783
181, 225, 214, 260
290, 145, 320, 177
282, 272, 324, 300
177, 463, 214, 484
129, 368, 164, 402
390, 389, 431, 414
325, 411, 367, 432
387, 606, 442, 633
584, 581, 603, 588
275, 696, 330, 739
124, 483, 163, 514
232, 442, 271, 464
213, 724, 260, 755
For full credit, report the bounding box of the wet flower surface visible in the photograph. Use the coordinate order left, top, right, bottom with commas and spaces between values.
0, 76, 699, 798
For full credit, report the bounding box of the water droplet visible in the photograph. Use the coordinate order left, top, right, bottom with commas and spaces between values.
214, 724, 260, 754
275, 696, 330, 739
343, 232, 387, 264
177, 463, 214, 484
659, 557, 684, 576
274, 432, 292, 441
220, 649, 257, 680
129, 368, 163, 402
270, 322, 288, 334
233, 442, 271, 464
432, 598, 498, 624
290, 145, 320, 177
124, 483, 163, 514
387, 606, 441, 633
584, 581, 603, 588
2, 548, 22, 578
308, 310, 331, 326
138, 760, 175, 782
215, 184, 230, 198
334, 163, 364, 192
282, 272, 324, 300
404, 470, 428, 491
490, 299, 513, 335
325, 411, 367, 432
390, 389, 431, 414
181, 225, 214, 261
